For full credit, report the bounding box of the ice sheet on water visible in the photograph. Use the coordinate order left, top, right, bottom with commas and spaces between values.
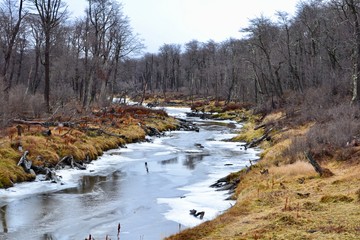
184, 149, 204, 153
162, 107, 191, 119
157, 129, 259, 228
0, 136, 181, 206
157, 175, 236, 227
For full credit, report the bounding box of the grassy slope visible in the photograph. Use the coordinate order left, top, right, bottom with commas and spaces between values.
166, 110, 360, 240
0, 105, 179, 188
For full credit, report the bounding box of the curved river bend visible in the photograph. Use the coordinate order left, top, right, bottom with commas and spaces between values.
0, 107, 260, 240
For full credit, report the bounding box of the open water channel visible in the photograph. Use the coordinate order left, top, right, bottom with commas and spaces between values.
0, 107, 260, 240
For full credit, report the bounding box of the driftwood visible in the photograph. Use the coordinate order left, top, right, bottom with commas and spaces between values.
189, 209, 205, 219
210, 176, 229, 188
211, 178, 240, 193
55, 155, 86, 170
17, 151, 32, 173
176, 118, 200, 132
244, 127, 273, 149
254, 123, 267, 130
44, 167, 61, 183
17, 151, 62, 183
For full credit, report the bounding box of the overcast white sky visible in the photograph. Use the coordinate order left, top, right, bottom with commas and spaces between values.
64, 0, 300, 53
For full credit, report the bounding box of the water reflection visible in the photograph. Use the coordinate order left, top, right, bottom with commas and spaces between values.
183, 153, 208, 169
0, 205, 7, 233
159, 157, 178, 165
61, 170, 123, 194
42, 233, 54, 240
0, 113, 248, 239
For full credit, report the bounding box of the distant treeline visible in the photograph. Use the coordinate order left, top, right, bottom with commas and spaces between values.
0, 0, 359, 122
129, 0, 359, 106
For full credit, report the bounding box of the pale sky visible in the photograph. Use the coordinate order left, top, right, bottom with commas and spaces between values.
64, 0, 300, 53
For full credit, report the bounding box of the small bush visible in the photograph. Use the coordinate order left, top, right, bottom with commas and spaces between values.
304, 103, 360, 158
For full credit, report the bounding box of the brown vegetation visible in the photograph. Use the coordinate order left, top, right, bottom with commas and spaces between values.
166, 89, 360, 240
0, 105, 178, 188
1, 0, 360, 238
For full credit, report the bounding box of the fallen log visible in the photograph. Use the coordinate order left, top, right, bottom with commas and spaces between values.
244, 127, 273, 149
304, 151, 323, 175
55, 155, 86, 170
254, 123, 267, 130
304, 151, 334, 177
12, 119, 76, 128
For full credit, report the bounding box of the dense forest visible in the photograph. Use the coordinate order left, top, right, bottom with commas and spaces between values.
1, 0, 360, 123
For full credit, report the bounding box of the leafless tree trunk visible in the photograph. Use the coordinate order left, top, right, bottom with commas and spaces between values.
0, 0, 25, 101
33, 0, 67, 112
345, 0, 360, 103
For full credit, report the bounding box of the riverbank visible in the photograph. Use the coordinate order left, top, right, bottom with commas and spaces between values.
166, 109, 360, 239
0, 106, 257, 239
0, 105, 180, 188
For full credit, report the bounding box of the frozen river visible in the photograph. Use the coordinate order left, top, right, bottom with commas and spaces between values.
0, 107, 259, 240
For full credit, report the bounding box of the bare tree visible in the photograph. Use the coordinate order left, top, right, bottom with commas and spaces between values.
342, 0, 360, 103
33, 0, 67, 112
0, 0, 25, 101
84, 0, 142, 107
25, 13, 44, 94
243, 16, 284, 101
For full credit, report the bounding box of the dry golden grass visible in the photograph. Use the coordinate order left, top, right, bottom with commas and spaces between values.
232, 121, 264, 143
0, 105, 179, 188
166, 110, 360, 240
262, 110, 283, 123
269, 161, 316, 177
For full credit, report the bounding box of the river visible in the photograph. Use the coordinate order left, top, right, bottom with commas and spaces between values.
0, 107, 260, 240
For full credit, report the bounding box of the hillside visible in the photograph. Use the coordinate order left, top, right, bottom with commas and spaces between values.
166, 99, 360, 240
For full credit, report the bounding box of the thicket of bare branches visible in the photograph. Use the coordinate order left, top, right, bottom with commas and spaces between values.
2, 0, 360, 133
125, 1, 360, 109
0, 0, 143, 126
